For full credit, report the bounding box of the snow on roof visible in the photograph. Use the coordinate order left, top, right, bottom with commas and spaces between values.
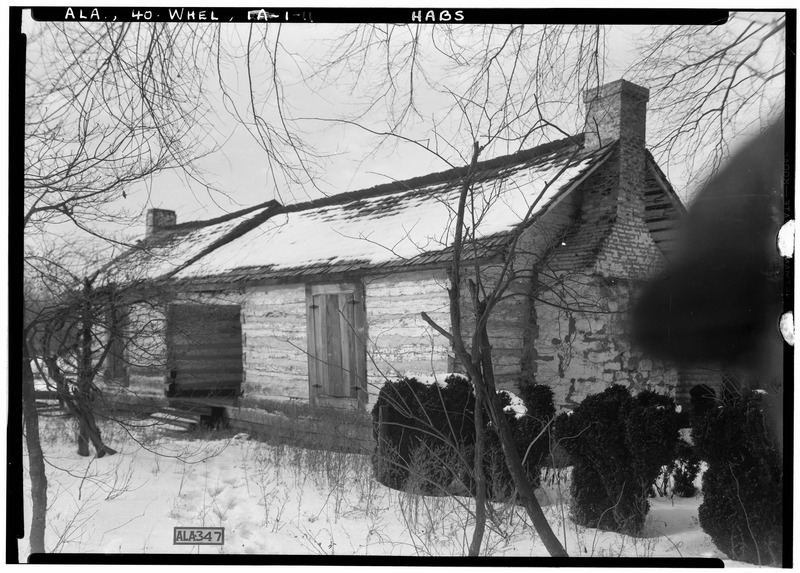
172, 139, 606, 282
102, 203, 278, 283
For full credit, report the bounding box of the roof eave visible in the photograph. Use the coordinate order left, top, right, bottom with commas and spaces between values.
645, 151, 687, 215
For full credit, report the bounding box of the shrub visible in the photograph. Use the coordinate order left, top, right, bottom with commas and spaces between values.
513, 381, 556, 487
690, 384, 717, 420
519, 380, 557, 422
372, 375, 555, 500
624, 389, 683, 490
554, 384, 680, 534
372, 377, 433, 490
693, 389, 783, 565
652, 384, 713, 499
425, 374, 476, 445
479, 380, 555, 498
481, 389, 530, 500
372, 375, 479, 494
671, 440, 701, 498
655, 438, 701, 498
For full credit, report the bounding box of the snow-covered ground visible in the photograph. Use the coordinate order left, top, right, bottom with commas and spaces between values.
19, 413, 734, 561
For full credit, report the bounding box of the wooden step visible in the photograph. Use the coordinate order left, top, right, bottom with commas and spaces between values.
34, 390, 60, 401
36, 404, 64, 414
149, 405, 210, 421
148, 412, 198, 431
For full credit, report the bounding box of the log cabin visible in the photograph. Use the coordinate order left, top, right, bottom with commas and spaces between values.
100, 79, 723, 431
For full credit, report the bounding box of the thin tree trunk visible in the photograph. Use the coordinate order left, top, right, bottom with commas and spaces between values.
44, 357, 116, 458
468, 386, 486, 556
449, 287, 567, 557
77, 421, 90, 457
78, 279, 94, 456
22, 346, 47, 554
444, 141, 567, 557
85, 410, 116, 457
475, 318, 568, 557
76, 278, 115, 458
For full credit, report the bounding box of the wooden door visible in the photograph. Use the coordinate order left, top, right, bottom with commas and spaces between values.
166, 304, 243, 401
307, 284, 367, 409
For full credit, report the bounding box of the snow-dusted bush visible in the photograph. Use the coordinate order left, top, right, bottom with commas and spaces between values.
554, 384, 680, 535
483, 389, 519, 500
693, 389, 783, 566
487, 380, 556, 499
371, 374, 555, 499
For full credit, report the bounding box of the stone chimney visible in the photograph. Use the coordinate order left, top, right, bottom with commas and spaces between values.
146, 208, 177, 238
583, 79, 649, 151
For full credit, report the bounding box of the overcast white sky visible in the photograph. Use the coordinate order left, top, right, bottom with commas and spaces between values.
21, 11, 786, 247
143, 24, 644, 224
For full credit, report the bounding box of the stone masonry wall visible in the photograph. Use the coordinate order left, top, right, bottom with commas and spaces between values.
532, 273, 678, 410
522, 79, 678, 408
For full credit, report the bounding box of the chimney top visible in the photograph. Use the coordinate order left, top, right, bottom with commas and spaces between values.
583, 79, 649, 106
583, 79, 650, 151
146, 208, 177, 238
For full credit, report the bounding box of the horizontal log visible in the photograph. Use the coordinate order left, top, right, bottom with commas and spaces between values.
34, 390, 60, 400
174, 371, 243, 381
174, 380, 242, 391
170, 346, 239, 357
170, 329, 242, 341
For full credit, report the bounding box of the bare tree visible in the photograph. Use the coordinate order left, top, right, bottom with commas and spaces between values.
20, 12, 785, 557
32, 269, 128, 458
309, 23, 610, 557
20, 17, 317, 554
21, 18, 212, 552
628, 11, 786, 192
301, 16, 785, 555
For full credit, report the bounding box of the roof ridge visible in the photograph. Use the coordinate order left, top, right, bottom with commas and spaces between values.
283, 133, 586, 214
98, 200, 283, 283
167, 199, 282, 232
157, 135, 587, 228
157, 201, 284, 281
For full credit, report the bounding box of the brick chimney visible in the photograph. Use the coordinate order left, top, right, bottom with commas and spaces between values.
146, 208, 177, 238
583, 79, 649, 151
582, 79, 661, 280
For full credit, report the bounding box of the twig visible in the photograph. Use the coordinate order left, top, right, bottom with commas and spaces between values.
728, 461, 761, 565
420, 311, 453, 342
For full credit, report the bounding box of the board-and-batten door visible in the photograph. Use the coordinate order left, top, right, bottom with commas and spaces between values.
306, 284, 367, 409
166, 304, 244, 402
